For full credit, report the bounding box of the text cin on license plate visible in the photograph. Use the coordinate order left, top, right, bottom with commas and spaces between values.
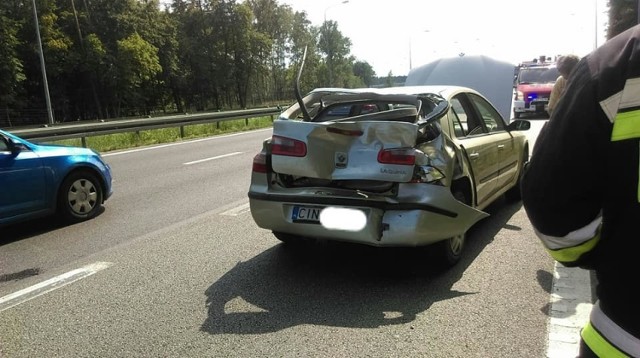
292, 206, 322, 224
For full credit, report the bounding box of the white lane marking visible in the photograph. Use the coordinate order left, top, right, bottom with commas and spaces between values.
103, 128, 272, 157
0, 261, 113, 312
546, 263, 593, 358
220, 202, 250, 216
183, 151, 243, 165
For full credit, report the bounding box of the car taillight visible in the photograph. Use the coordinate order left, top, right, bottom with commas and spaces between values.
271, 135, 307, 157
377, 148, 416, 165
252, 152, 268, 173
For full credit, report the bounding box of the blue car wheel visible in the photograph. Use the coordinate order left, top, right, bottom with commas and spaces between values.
57, 170, 104, 222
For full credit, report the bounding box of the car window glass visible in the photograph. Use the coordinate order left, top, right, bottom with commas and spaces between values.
312, 102, 418, 123
518, 66, 559, 84
452, 94, 484, 136
325, 104, 351, 119
449, 98, 467, 137
0, 137, 9, 152
313, 103, 372, 122
468, 93, 505, 133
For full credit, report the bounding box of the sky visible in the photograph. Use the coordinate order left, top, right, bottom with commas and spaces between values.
281, 0, 610, 76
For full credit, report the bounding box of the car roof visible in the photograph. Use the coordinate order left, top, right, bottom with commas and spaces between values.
309, 85, 479, 99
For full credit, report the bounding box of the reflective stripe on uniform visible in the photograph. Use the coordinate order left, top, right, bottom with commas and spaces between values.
611, 111, 640, 202
606, 78, 640, 202
534, 215, 601, 264
581, 301, 640, 358
600, 78, 640, 122
545, 232, 600, 264
601, 78, 640, 121
612, 110, 640, 141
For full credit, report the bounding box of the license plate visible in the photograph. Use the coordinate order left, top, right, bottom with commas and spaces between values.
291, 205, 323, 224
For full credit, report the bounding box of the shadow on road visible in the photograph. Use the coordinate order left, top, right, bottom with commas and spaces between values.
0, 207, 106, 246
201, 197, 525, 334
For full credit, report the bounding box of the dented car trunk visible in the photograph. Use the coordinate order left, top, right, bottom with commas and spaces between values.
271, 108, 420, 185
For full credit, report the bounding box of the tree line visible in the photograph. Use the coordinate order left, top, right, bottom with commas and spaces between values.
0, 0, 633, 127
0, 0, 385, 126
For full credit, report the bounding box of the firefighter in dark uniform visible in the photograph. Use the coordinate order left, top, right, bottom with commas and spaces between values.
521, 24, 640, 357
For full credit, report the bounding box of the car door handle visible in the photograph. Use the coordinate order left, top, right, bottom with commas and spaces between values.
469, 153, 480, 159
497, 144, 505, 149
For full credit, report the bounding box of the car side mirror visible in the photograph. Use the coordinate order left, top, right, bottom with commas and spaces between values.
0, 136, 20, 156
507, 119, 531, 131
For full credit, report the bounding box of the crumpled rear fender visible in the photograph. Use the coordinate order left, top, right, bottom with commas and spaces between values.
394, 184, 488, 239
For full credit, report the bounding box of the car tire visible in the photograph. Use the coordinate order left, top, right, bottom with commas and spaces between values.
272, 231, 311, 246
429, 189, 468, 268
514, 111, 521, 119
57, 170, 103, 223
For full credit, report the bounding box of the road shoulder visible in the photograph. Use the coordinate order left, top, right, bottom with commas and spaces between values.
547, 263, 594, 358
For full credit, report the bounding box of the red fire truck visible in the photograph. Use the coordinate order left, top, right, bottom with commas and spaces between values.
513, 58, 559, 118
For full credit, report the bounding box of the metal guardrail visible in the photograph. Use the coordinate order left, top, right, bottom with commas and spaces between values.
6, 107, 283, 145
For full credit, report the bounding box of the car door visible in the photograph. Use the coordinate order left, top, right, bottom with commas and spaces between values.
448, 94, 499, 207
0, 135, 47, 220
466, 93, 520, 192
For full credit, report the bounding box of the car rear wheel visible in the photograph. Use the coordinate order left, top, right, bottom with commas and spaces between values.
57, 170, 103, 223
429, 189, 468, 267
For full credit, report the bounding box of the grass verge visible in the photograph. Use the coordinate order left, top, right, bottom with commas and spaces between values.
48, 116, 274, 153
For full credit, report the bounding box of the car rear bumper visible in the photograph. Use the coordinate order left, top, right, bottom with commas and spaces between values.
513, 99, 548, 113
248, 184, 488, 247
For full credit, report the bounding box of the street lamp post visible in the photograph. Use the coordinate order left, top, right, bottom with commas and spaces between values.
32, 0, 54, 125
324, 0, 348, 87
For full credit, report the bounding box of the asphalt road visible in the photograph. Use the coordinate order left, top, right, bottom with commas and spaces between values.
0, 120, 582, 357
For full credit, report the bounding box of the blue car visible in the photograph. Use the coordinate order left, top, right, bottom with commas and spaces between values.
0, 129, 113, 227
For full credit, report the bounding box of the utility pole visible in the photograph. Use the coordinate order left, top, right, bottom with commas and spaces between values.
32, 0, 54, 125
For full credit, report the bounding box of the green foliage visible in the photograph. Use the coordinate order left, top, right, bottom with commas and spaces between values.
607, 0, 637, 39
117, 33, 162, 84
0, 0, 380, 127
385, 71, 395, 87
0, 12, 25, 106
318, 20, 353, 87
3, 0, 625, 128
353, 61, 375, 87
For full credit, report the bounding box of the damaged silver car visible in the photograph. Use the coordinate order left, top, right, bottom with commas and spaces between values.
248, 53, 530, 267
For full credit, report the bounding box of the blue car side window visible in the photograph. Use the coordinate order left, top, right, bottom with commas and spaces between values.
0, 137, 10, 153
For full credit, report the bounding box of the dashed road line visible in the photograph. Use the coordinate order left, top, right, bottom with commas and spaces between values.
183, 151, 243, 165
0, 261, 113, 312
220, 202, 250, 216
